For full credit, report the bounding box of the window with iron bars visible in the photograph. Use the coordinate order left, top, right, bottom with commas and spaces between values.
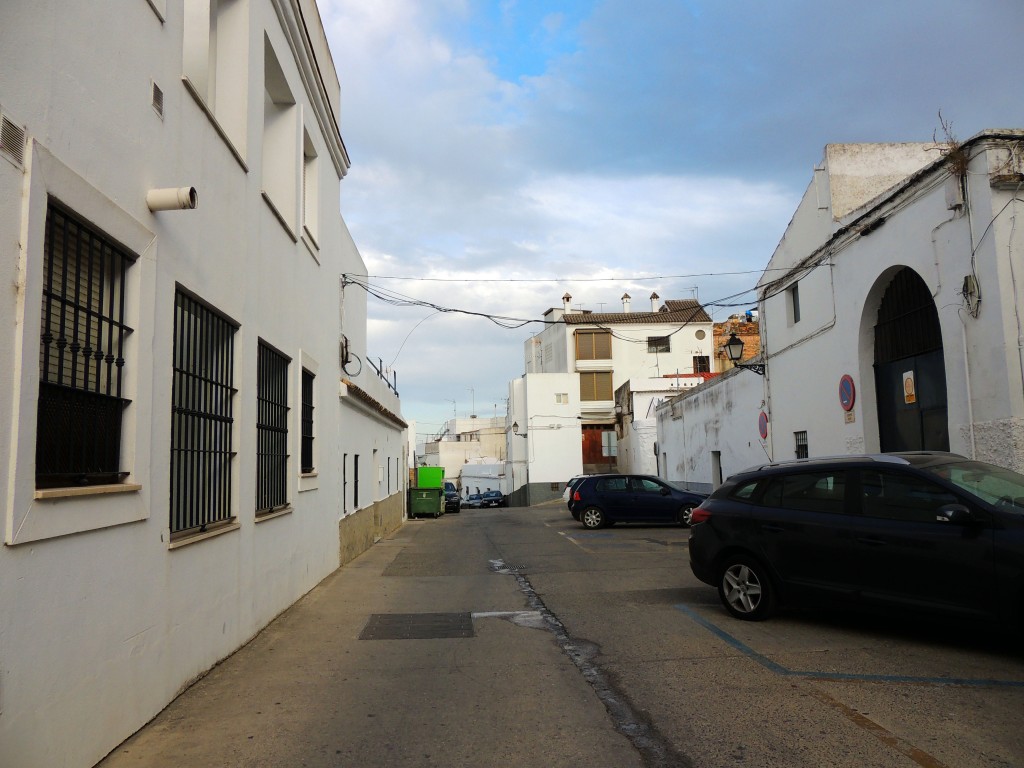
37, 202, 135, 489
170, 291, 237, 535
301, 368, 315, 473
257, 341, 290, 513
693, 355, 711, 374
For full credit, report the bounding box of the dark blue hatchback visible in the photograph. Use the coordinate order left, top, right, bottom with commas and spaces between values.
688, 452, 1024, 625
570, 474, 706, 529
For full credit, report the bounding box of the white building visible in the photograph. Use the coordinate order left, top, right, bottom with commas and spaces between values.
421, 416, 506, 486
0, 2, 405, 766
509, 292, 714, 503
658, 131, 1024, 488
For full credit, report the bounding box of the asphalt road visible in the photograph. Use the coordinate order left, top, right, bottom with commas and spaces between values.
99, 505, 1024, 767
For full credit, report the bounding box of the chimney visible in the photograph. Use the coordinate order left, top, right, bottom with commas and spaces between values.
563, 293, 572, 313
650, 292, 660, 312
621, 293, 631, 312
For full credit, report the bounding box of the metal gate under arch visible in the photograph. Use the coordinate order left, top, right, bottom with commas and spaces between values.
873, 268, 949, 451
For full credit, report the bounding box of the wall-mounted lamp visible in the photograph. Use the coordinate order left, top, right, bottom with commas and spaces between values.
724, 333, 765, 376
511, 421, 528, 438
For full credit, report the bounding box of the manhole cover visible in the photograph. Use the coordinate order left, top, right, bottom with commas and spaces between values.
359, 612, 475, 640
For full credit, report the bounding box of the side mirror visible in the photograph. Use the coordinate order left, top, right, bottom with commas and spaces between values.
935, 504, 975, 525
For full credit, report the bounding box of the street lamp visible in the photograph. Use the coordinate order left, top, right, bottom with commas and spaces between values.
724, 333, 765, 376
511, 421, 527, 438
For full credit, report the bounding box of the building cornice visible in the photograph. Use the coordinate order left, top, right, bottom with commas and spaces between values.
340, 378, 408, 429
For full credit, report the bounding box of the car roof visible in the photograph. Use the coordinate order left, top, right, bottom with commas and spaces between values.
733, 451, 967, 476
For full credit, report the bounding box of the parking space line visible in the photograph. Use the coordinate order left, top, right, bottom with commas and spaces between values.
675, 604, 964, 768
674, 604, 1024, 688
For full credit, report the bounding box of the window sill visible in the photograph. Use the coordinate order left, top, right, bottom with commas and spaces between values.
261, 191, 298, 242
255, 505, 293, 523
35, 483, 142, 500
181, 76, 248, 172
168, 520, 240, 549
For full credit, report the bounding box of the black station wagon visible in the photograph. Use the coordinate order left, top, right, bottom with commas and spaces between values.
688, 452, 1024, 625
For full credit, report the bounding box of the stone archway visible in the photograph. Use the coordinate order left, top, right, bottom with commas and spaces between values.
873, 267, 949, 451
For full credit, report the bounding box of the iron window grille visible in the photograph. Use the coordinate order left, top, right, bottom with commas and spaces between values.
37, 202, 135, 488
693, 355, 711, 373
794, 431, 809, 459
257, 341, 290, 513
300, 368, 314, 473
170, 291, 237, 535
647, 336, 670, 353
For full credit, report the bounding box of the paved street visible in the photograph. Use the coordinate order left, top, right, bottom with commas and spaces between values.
99, 505, 1024, 768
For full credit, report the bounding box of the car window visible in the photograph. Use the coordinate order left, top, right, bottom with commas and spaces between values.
595, 477, 629, 492
631, 478, 665, 493
860, 470, 960, 523
924, 460, 1024, 511
760, 470, 847, 514
730, 480, 758, 500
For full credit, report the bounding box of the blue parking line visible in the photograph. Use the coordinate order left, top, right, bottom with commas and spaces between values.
674, 604, 1024, 688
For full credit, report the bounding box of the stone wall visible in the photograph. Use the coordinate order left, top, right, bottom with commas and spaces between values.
339, 492, 406, 566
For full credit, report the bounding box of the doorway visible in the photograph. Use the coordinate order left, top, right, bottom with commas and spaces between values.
873, 268, 949, 451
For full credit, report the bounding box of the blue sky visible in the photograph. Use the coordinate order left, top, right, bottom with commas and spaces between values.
318, 0, 1024, 442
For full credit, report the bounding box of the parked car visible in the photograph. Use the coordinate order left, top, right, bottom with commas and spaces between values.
562, 475, 591, 503
464, 493, 483, 509
688, 452, 1024, 625
569, 474, 707, 528
444, 481, 461, 513
480, 490, 506, 508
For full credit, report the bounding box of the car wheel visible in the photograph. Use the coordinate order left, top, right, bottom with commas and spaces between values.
581, 507, 605, 530
677, 505, 695, 527
718, 554, 777, 621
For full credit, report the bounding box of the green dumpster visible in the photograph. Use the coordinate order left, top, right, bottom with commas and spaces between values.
409, 488, 444, 519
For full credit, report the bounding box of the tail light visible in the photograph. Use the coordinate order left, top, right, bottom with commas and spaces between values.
573, 490, 581, 501
689, 505, 711, 524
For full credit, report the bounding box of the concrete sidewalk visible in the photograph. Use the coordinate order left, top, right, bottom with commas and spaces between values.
97, 511, 642, 768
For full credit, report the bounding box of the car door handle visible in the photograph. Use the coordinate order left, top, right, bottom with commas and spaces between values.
857, 537, 887, 546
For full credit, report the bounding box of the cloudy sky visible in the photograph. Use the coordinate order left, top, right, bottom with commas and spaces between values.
318, 0, 1023, 441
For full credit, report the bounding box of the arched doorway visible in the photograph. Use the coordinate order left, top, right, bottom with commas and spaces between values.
873, 268, 949, 451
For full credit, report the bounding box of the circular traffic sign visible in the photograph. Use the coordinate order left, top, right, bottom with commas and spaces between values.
758, 411, 769, 440
839, 374, 856, 412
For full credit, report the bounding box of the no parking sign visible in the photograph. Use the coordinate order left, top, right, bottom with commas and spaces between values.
758, 411, 769, 440
839, 374, 856, 412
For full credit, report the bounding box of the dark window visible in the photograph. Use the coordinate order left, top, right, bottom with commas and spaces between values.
170, 291, 236, 534
794, 431, 808, 459
576, 329, 611, 360
789, 283, 801, 324
860, 470, 959, 523
595, 477, 628, 492
37, 203, 135, 488
693, 355, 710, 373
647, 336, 670, 353
301, 368, 314, 473
760, 470, 846, 514
353, 454, 360, 507
731, 480, 759, 500
631, 477, 666, 493
257, 341, 290, 513
580, 371, 613, 401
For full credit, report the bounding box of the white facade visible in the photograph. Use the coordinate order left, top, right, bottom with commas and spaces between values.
0, 2, 405, 766
510, 294, 714, 502
658, 131, 1024, 486
422, 416, 506, 485
615, 378, 705, 476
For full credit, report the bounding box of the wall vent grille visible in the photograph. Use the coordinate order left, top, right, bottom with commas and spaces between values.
151, 82, 164, 118
0, 113, 26, 167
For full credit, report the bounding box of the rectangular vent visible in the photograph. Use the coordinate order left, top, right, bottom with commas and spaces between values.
151, 82, 164, 118
1, 114, 26, 166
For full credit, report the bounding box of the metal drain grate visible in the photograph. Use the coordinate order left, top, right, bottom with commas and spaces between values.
359, 612, 475, 640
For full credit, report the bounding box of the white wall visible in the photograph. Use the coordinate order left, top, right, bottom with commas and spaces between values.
0, 2, 403, 766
